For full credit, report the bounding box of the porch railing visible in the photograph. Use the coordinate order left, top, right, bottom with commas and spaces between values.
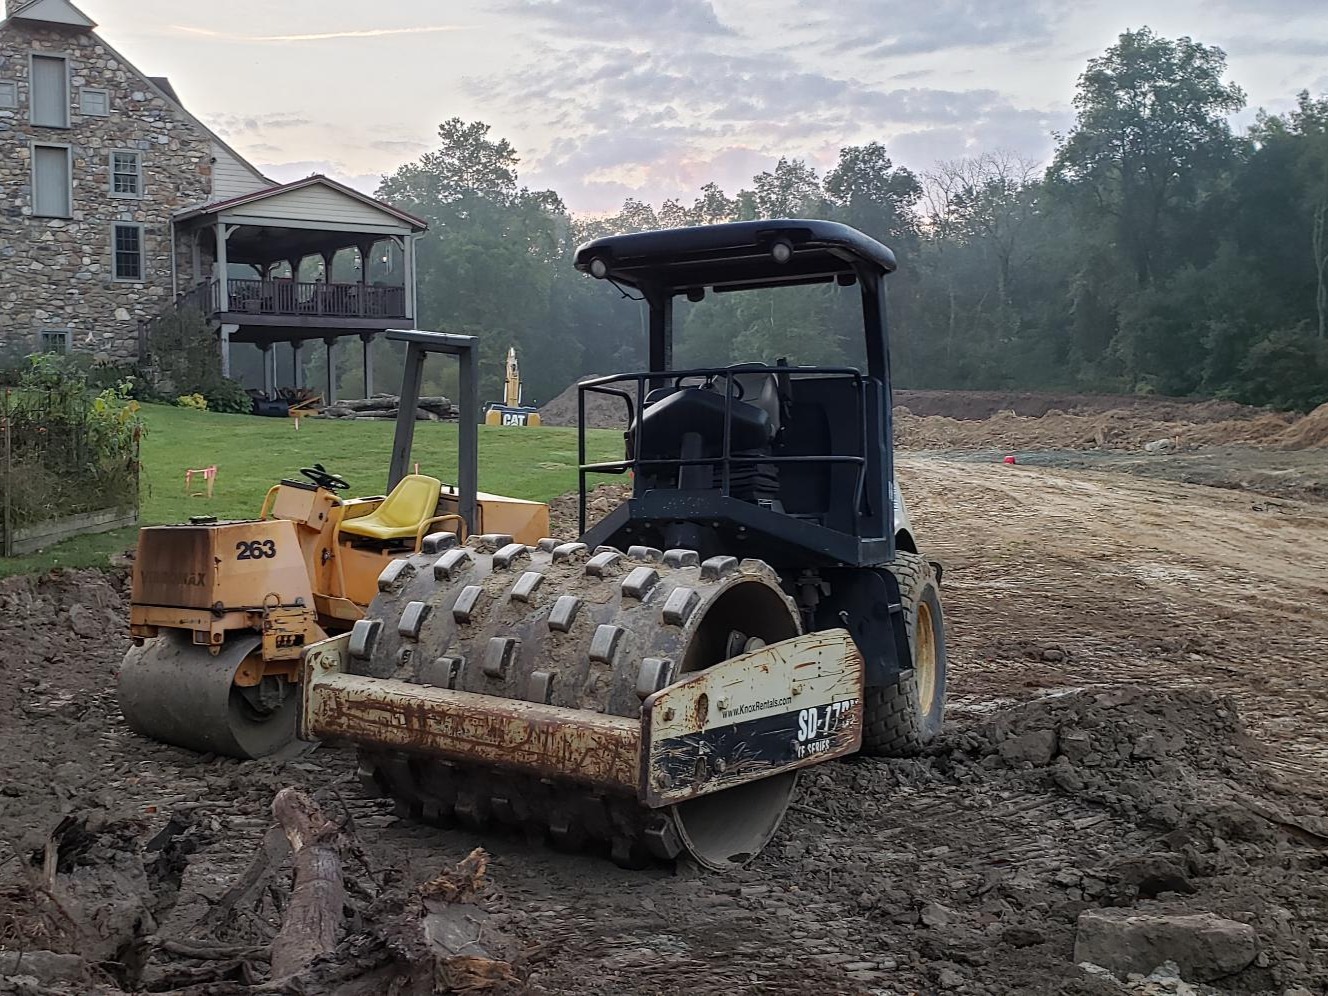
215, 279, 408, 319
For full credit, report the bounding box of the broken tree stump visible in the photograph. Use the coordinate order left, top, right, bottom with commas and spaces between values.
269, 788, 344, 981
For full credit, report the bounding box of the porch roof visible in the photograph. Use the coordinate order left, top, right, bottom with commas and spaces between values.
175, 174, 428, 233
222, 225, 399, 267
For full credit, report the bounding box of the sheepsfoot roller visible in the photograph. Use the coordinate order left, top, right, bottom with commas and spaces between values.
299, 537, 864, 869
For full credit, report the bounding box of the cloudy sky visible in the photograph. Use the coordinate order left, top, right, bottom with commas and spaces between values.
73, 0, 1328, 214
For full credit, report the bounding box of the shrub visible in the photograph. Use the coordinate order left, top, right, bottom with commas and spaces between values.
1, 355, 143, 534
204, 378, 254, 415
175, 393, 208, 410
144, 309, 249, 412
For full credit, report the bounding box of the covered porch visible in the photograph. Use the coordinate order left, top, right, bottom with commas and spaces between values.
234, 326, 386, 407
172, 175, 428, 400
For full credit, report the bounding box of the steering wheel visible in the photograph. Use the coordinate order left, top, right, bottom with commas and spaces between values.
299, 464, 350, 491
672, 373, 746, 400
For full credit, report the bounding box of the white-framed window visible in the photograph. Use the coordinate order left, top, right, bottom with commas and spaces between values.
0, 80, 17, 109
110, 150, 141, 198
30, 54, 69, 128
40, 331, 71, 354
32, 143, 72, 218
113, 223, 145, 282
80, 87, 109, 117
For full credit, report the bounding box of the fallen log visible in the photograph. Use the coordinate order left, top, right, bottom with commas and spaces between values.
202, 825, 290, 930
406, 848, 516, 991
338, 397, 399, 412
268, 788, 344, 981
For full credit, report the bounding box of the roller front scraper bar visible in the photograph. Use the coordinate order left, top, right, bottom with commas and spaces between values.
300, 628, 864, 805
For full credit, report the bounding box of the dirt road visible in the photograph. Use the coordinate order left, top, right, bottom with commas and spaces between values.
1, 455, 1325, 995
901, 455, 1328, 787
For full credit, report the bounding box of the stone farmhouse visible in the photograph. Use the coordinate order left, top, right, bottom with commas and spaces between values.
0, 0, 426, 399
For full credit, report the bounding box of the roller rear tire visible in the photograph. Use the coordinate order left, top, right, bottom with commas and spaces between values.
860, 552, 947, 756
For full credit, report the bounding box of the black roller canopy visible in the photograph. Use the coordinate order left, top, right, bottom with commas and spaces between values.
573, 219, 897, 295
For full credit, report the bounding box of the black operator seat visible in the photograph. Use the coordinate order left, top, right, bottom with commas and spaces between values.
636, 367, 783, 458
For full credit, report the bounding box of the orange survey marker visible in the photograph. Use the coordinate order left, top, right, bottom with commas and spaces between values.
185, 465, 217, 498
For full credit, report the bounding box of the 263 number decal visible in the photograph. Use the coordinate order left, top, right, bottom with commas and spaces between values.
235, 539, 277, 560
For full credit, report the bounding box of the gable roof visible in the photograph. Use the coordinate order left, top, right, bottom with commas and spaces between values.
174, 174, 428, 232
0, 2, 271, 198
2, 0, 95, 28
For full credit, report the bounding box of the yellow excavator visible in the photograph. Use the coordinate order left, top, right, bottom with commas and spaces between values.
483, 345, 542, 427
117, 331, 549, 758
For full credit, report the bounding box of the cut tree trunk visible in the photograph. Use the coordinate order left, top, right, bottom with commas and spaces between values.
268, 788, 344, 981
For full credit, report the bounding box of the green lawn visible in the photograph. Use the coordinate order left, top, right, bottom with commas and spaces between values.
0, 404, 623, 577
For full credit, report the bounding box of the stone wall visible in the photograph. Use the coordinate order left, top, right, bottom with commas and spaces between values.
0, 17, 214, 361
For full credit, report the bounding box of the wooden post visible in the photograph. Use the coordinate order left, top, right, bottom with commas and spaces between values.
291, 339, 303, 390
219, 323, 237, 379
321, 250, 337, 317
358, 240, 374, 318
361, 332, 375, 397
261, 343, 274, 398
404, 234, 417, 323
324, 337, 337, 404
215, 221, 230, 313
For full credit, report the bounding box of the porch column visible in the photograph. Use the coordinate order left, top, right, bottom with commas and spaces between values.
324, 337, 338, 404
291, 339, 304, 390
357, 240, 374, 318
404, 234, 417, 324
219, 323, 238, 379
361, 332, 375, 397
320, 250, 338, 318
260, 343, 274, 397
215, 221, 230, 312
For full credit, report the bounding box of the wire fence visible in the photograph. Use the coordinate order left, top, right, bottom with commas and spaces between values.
1, 386, 141, 556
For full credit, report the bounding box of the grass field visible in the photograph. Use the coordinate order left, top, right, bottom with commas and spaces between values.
0, 404, 623, 577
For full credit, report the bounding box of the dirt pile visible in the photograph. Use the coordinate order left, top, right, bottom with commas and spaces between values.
538, 377, 1321, 453
538, 377, 632, 429
893, 391, 1265, 423
892, 406, 1318, 453
770, 686, 1327, 994
546, 482, 631, 537
1275, 401, 1328, 450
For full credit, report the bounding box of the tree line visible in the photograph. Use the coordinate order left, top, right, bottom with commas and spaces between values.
373, 28, 1328, 412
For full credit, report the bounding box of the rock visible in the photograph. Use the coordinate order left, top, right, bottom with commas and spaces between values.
1144, 438, 1177, 453
68, 603, 101, 639
1001, 926, 1046, 948
1106, 854, 1194, 898
936, 966, 964, 988
921, 901, 951, 928
1073, 910, 1259, 982
0, 950, 85, 982
1059, 730, 1093, 762
998, 729, 1059, 766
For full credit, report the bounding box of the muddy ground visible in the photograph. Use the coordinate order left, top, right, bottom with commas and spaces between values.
2, 443, 1327, 995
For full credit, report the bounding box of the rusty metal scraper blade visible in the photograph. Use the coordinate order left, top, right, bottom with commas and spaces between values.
639, 629, 863, 808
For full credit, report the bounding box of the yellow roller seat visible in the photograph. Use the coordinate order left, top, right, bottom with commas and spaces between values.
340, 474, 442, 542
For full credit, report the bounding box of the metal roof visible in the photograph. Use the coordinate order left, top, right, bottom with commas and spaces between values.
573, 219, 897, 294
